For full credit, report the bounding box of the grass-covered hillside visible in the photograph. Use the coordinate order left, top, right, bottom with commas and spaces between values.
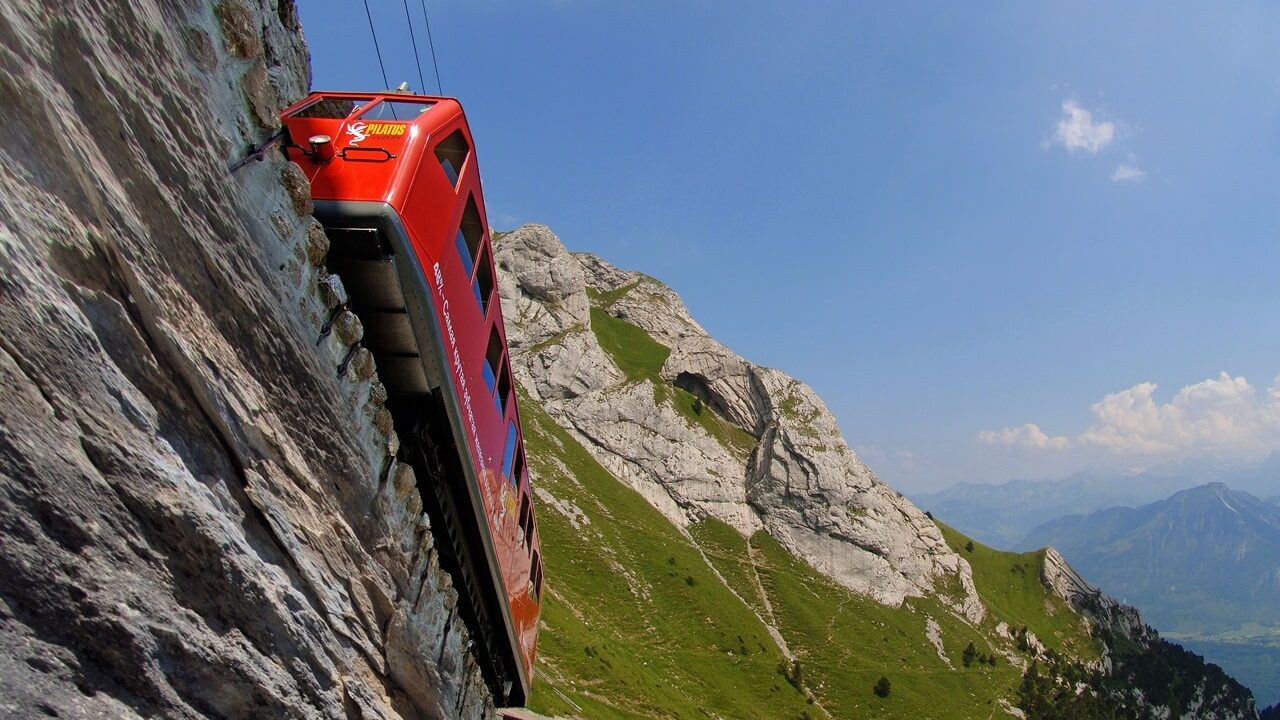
515, 304, 1098, 718
516, 272, 1257, 719
522, 386, 1042, 719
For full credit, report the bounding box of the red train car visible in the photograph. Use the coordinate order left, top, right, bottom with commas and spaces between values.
280, 92, 542, 705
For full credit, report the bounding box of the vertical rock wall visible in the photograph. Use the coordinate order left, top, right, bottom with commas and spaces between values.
0, 1, 489, 717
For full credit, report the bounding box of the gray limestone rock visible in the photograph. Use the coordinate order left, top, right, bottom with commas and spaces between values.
495, 224, 984, 620
1041, 547, 1146, 643
0, 1, 491, 718
1039, 549, 1256, 720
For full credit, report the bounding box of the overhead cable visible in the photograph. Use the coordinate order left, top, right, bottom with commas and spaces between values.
362, 0, 390, 89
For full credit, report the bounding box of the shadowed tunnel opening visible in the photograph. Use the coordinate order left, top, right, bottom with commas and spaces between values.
674, 371, 733, 421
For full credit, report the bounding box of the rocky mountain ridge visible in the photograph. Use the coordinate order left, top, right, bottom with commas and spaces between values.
496, 224, 1259, 720
494, 224, 982, 620
913, 455, 1280, 549
1023, 482, 1280, 637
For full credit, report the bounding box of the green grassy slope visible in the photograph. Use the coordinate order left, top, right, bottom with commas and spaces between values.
588, 306, 669, 384
935, 524, 1098, 660
521, 378, 1094, 718
587, 304, 756, 459
521, 392, 816, 719
692, 523, 1024, 719
521, 285, 1110, 718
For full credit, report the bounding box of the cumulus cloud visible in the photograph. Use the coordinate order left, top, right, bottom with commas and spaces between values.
1080, 372, 1280, 455
1111, 164, 1146, 182
1053, 100, 1116, 153
977, 423, 1069, 450
978, 373, 1280, 460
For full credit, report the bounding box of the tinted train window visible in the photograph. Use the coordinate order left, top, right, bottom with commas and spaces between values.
497, 360, 514, 417
434, 129, 470, 187
362, 99, 434, 121
291, 96, 372, 119
512, 446, 524, 489
518, 493, 531, 546
454, 230, 473, 279
455, 195, 483, 281
473, 245, 495, 314
483, 327, 503, 394
501, 424, 518, 483
492, 363, 508, 417
532, 553, 543, 601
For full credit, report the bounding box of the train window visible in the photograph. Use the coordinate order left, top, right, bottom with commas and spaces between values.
532, 553, 543, 601
518, 493, 531, 546
523, 511, 535, 554
291, 96, 372, 119
473, 244, 495, 314
362, 99, 434, 121
496, 360, 512, 417
501, 423, 518, 483
492, 363, 508, 417
512, 447, 525, 490
455, 195, 483, 279
454, 230, 473, 279
483, 326, 503, 394
434, 129, 470, 187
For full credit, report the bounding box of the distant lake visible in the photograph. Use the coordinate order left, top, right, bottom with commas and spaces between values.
1175, 639, 1280, 710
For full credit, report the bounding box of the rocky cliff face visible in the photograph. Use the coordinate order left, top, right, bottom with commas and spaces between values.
494, 224, 983, 620
0, 1, 491, 718
1040, 549, 1256, 720
1040, 548, 1144, 639
1028, 483, 1280, 638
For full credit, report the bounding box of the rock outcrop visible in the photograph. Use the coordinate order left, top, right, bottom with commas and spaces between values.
0, 1, 490, 717
1040, 549, 1256, 720
1041, 547, 1144, 641
495, 224, 983, 619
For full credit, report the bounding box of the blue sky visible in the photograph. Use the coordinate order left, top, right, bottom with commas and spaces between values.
298, 1, 1280, 492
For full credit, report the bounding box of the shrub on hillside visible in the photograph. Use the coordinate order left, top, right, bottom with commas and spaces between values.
873, 676, 891, 698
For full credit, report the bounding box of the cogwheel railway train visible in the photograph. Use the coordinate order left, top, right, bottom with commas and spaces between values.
279, 91, 542, 706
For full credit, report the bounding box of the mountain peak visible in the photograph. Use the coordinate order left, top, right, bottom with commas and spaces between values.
495, 224, 985, 620
1023, 481, 1280, 639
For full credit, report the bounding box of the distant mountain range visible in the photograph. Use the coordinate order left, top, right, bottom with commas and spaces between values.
490, 226, 1261, 719
912, 454, 1280, 548
1019, 483, 1280, 638
1019, 483, 1280, 707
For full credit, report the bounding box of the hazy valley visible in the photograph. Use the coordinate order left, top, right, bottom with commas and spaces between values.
918, 474, 1280, 709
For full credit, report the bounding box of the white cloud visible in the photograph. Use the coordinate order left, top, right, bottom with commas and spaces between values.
979, 373, 1280, 459
977, 423, 1069, 450
1080, 373, 1280, 455
1111, 164, 1146, 182
1052, 100, 1116, 154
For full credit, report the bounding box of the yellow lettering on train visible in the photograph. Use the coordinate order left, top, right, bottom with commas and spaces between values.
364, 122, 407, 137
